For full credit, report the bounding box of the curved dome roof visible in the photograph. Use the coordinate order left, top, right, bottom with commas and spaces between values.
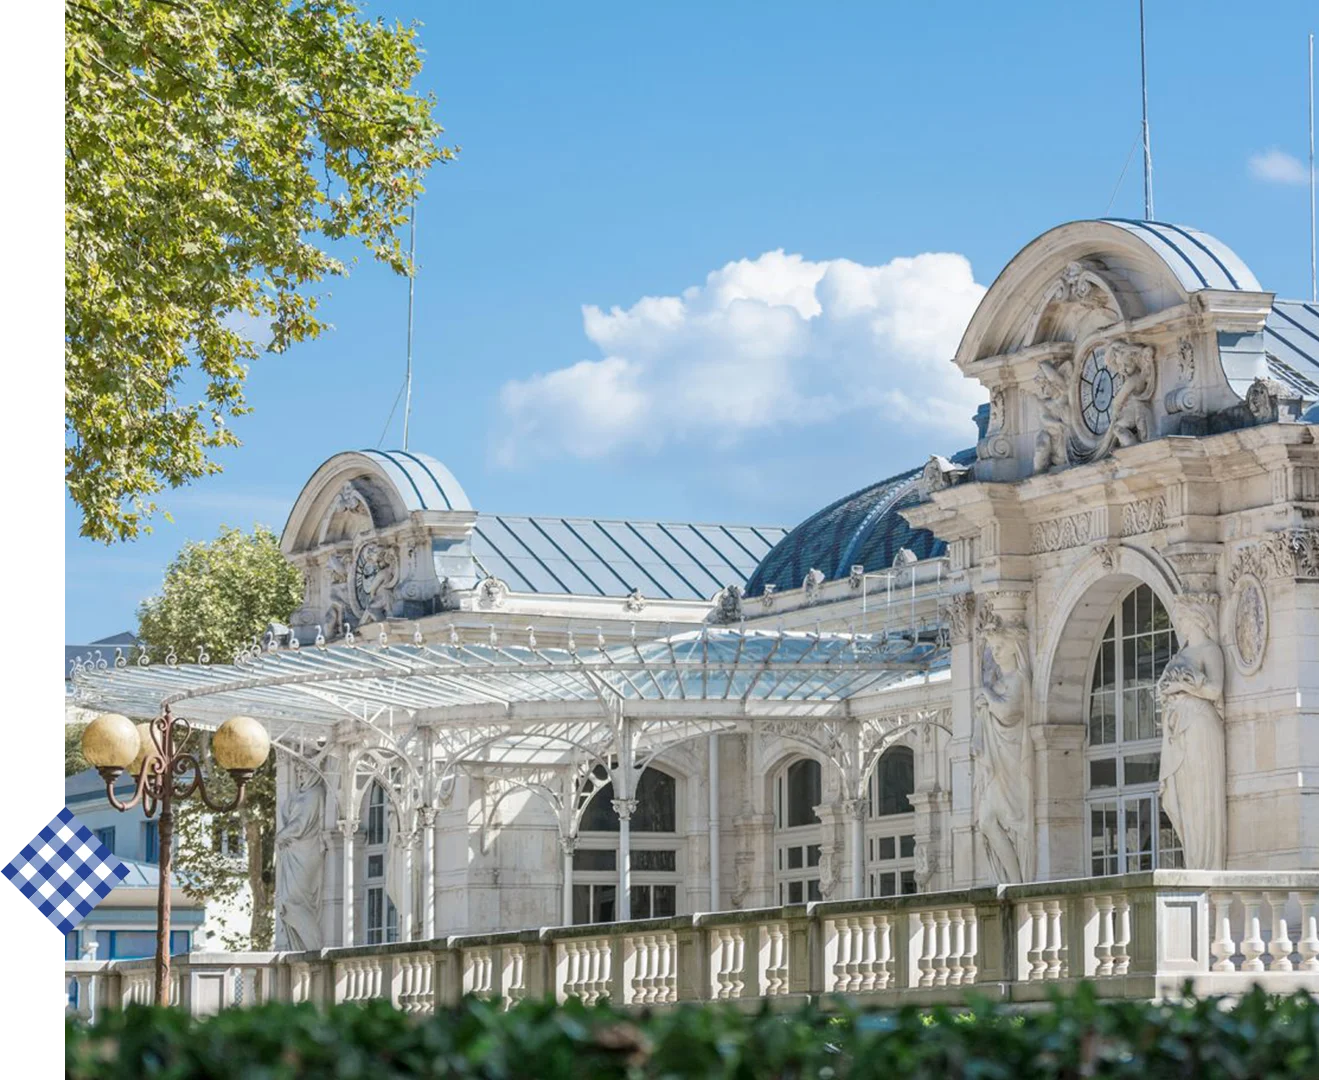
744, 448, 975, 597
355, 449, 472, 512
1094, 219, 1261, 293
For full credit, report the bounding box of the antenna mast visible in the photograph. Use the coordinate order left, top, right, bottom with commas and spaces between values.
1139, 0, 1154, 220
1309, 31, 1315, 303
403, 201, 417, 450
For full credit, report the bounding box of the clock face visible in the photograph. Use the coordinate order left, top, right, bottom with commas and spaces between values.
1079, 346, 1123, 435
353, 544, 378, 612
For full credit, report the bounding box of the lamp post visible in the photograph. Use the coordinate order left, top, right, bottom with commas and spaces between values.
80, 708, 271, 1007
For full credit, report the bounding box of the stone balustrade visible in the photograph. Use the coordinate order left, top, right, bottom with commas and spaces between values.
65, 872, 1319, 1021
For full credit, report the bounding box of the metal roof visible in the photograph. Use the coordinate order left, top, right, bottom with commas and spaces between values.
471, 515, 787, 600
1266, 301, 1319, 399
354, 449, 472, 512
1096, 219, 1263, 293
71, 629, 947, 765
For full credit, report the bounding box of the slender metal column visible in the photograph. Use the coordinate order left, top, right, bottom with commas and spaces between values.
419, 807, 436, 940
708, 733, 721, 910
561, 834, 577, 925
847, 798, 867, 900
615, 714, 636, 921
339, 819, 356, 947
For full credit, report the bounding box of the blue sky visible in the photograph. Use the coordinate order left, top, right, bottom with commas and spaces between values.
66, 0, 1316, 643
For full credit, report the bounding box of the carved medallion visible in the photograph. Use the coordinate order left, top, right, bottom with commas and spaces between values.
1231, 574, 1268, 675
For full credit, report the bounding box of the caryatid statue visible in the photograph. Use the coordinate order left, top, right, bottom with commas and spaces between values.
274, 760, 327, 952
1155, 593, 1226, 870
972, 607, 1035, 883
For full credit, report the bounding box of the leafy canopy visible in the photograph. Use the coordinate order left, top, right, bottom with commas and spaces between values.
66, 0, 454, 541
137, 524, 301, 948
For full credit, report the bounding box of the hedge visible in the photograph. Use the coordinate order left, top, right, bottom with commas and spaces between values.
66, 983, 1319, 1079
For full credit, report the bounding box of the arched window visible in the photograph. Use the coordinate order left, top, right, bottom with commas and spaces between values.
773, 758, 822, 904
362, 782, 398, 944
1085, 584, 1183, 874
866, 746, 917, 896
574, 767, 679, 924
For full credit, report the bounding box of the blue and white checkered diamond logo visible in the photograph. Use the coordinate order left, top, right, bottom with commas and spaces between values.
3, 807, 129, 933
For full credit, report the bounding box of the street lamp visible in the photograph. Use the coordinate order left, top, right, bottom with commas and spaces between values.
81, 708, 270, 1006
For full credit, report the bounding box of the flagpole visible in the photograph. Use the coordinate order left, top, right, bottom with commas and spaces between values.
1140, 0, 1154, 220
403, 201, 417, 450
1309, 31, 1315, 303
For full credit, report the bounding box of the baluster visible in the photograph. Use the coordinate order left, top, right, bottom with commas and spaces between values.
1112, 896, 1131, 976
1240, 893, 1267, 973
857, 916, 877, 992
658, 935, 672, 1003
875, 914, 892, 990
1026, 902, 1046, 981
846, 919, 863, 992
1044, 900, 1065, 980
730, 928, 745, 997
934, 910, 952, 987
962, 907, 979, 985
946, 909, 965, 987
1093, 896, 1114, 977
918, 911, 936, 988
1268, 893, 1294, 972
832, 919, 852, 992
1297, 892, 1319, 972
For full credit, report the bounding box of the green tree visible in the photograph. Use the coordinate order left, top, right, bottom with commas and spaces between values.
136, 525, 302, 948
66, 723, 90, 776
66, 0, 454, 542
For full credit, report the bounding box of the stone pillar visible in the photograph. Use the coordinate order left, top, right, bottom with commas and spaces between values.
418, 807, 436, 940
559, 834, 577, 926
1033, 723, 1086, 880
338, 819, 355, 947
944, 594, 979, 887
708, 733, 721, 910
844, 798, 868, 899
614, 799, 637, 920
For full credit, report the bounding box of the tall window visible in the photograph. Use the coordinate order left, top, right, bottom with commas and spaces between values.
1086, 584, 1183, 874
867, 746, 917, 897
774, 758, 822, 904
574, 767, 679, 924
143, 821, 158, 863
94, 826, 115, 854
363, 782, 398, 944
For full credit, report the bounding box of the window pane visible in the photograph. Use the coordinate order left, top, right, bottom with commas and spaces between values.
807, 844, 821, 867
143, 821, 158, 864
573, 848, 617, 872
107, 932, 156, 960
367, 888, 383, 935
572, 884, 592, 925
1158, 807, 1184, 869
879, 872, 896, 897
66, 932, 79, 961
633, 849, 676, 872
786, 760, 822, 827
899, 834, 915, 858
633, 770, 677, 833
1124, 798, 1154, 872
787, 846, 803, 869
1089, 758, 1118, 789
94, 827, 115, 854
788, 881, 803, 904
1124, 753, 1160, 786
901, 871, 917, 895
593, 885, 617, 923
171, 932, 189, 956
630, 886, 651, 920
367, 854, 384, 879
806, 879, 821, 902
581, 783, 619, 832
652, 885, 677, 918
878, 836, 896, 861
876, 747, 915, 816
1090, 802, 1118, 877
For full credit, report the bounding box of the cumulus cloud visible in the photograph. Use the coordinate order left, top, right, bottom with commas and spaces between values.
1248, 148, 1308, 186
495, 249, 986, 464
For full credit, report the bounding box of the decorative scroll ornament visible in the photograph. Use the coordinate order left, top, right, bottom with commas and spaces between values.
802, 568, 826, 603
476, 576, 509, 610
1230, 529, 1319, 584
1120, 496, 1166, 537
1164, 337, 1200, 418
1030, 511, 1094, 554
710, 584, 744, 624
610, 797, 638, 821
977, 387, 1011, 462
1045, 261, 1108, 308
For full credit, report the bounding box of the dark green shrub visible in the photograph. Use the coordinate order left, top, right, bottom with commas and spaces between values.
65, 983, 1319, 1079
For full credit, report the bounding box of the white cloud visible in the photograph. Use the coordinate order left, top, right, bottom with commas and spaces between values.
495, 249, 986, 464
1248, 148, 1308, 186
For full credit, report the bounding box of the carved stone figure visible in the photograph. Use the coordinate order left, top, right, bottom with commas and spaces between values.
324, 552, 353, 639
354, 542, 399, 625
920, 454, 970, 497
319, 481, 373, 545
1100, 341, 1156, 450
711, 584, 744, 624
977, 387, 1011, 461
623, 588, 646, 613
1155, 594, 1226, 870
477, 576, 509, 610
971, 613, 1034, 883
802, 568, 826, 602
760, 584, 778, 610
1032, 360, 1072, 473
274, 762, 326, 952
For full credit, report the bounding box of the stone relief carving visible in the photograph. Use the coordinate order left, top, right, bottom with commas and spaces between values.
324, 552, 353, 639
353, 541, 399, 625
274, 761, 326, 952
1230, 529, 1319, 584
1120, 496, 1166, 536
941, 593, 975, 645
318, 481, 373, 545
759, 584, 777, 610
730, 851, 754, 909
1231, 574, 1268, 674
1045, 261, 1108, 308
710, 584, 744, 624
476, 576, 509, 610
1095, 542, 1119, 572
437, 577, 459, 612
1031, 359, 1073, 473
1246, 377, 1286, 423
802, 568, 826, 603
1164, 337, 1200, 419
1155, 593, 1226, 870
848, 565, 864, 590
817, 846, 840, 901
913, 841, 934, 890
976, 387, 1011, 462
1029, 511, 1094, 554
1100, 342, 1157, 451
971, 603, 1034, 884
623, 588, 647, 613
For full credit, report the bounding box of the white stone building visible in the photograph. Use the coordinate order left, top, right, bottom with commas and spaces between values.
74, 218, 1319, 966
